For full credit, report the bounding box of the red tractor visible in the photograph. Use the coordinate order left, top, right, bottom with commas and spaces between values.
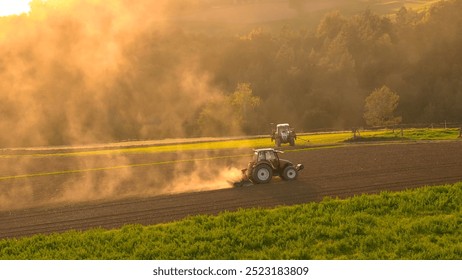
233, 148, 304, 187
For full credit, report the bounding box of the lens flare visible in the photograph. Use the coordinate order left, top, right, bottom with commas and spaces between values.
0, 0, 32, 17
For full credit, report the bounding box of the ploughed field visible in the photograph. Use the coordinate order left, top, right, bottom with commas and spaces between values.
1, 141, 462, 239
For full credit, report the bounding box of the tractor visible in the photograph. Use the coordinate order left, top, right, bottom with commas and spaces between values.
271, 123, 296, 147
233, 148, 304, 187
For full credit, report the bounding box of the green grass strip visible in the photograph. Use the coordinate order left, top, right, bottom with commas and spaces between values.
1, 182, 461, 259
1, 128, 459, 158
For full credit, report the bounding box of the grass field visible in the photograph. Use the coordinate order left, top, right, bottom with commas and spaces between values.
1, 182, 461, 259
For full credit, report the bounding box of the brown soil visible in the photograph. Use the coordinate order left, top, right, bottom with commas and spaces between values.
1, 141, 462, 239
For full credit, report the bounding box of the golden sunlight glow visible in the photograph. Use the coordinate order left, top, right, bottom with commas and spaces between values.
0, 0, 33, 17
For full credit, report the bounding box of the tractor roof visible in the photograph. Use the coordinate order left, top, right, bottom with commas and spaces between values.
276, 123, 290, 127
254, 148, 284, 153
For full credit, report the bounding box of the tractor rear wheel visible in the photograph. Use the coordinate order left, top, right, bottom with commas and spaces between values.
251, 164, 273, 184
289, 137, 295, 146
275, 138, 281, 147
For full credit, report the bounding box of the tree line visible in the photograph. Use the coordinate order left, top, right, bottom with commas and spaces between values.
187, 0, 462, 134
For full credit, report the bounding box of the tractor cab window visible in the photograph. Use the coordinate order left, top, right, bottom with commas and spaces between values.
258, 152, 265, 161
265, 151, 275, 161
253, 151, 265, 162
277, 125, 289, 133
265, 151, 278, 167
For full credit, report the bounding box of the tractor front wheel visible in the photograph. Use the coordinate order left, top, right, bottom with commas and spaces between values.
282, 165, 298, 180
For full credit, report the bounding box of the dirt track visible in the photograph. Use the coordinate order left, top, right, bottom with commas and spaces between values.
1, 141, 462, 239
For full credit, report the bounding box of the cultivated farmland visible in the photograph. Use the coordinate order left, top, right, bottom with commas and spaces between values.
1, 135, 462, 239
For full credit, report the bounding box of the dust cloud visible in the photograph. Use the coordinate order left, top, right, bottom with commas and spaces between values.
0, 147, 251, 211
0, 0, 236, 148
0, 0, 252, 210
166, 162, 244, 194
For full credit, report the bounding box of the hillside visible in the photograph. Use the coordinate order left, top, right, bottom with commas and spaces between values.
167, 0, 440, 31
1, 0, 461, 147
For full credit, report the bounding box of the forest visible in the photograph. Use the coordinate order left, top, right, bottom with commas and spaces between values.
0, 0, 461, 147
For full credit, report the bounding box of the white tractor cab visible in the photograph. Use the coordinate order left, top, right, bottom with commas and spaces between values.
271, 123, 296, 147
233, 148, 304, 187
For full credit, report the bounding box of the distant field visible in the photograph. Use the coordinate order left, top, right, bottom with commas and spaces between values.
1, 128, 458, 158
